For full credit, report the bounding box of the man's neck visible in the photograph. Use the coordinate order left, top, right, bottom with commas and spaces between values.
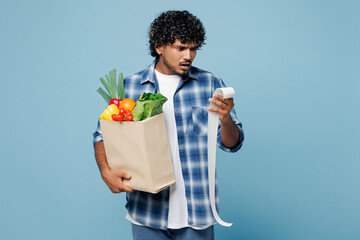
155, 59, 174, 75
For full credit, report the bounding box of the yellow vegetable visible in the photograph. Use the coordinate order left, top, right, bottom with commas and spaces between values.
100, 104, 119, 120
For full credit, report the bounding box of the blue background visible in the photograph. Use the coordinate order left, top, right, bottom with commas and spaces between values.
1, 0, 359, 239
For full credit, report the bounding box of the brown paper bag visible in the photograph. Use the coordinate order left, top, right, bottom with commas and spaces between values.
100, 113, 175, 193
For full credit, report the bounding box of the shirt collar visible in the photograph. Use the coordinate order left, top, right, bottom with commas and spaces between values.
140, 60, 198, 85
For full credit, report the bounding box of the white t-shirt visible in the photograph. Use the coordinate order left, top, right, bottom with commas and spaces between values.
155, 70, 188, 229
126, 70, 211, 230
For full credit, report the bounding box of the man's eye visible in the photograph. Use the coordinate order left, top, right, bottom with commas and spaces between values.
177, 47, 185, 51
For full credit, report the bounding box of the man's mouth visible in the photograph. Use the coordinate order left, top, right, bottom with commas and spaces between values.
180, 62, 191, 70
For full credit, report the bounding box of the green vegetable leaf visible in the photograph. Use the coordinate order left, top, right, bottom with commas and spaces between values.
97, 69, 125, 102
105, 74, 114, 98
100, 77, 112, 96
97, 87, 111, 103
118, 72, 125, 99
132, 92, 167, 121
109, 69, 118, 98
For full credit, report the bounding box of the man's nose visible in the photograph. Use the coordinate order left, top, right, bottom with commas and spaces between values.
183, 49, 191, 60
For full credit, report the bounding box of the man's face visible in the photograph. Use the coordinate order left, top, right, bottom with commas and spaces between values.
155, 39, 197, 77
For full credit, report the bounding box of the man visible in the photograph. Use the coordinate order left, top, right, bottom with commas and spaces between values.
93, 10, 244, 239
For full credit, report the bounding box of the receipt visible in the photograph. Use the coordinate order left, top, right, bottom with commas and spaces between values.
208, 87, 235, 227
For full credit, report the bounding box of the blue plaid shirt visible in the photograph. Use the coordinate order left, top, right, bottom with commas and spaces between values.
93, 61, 244, 229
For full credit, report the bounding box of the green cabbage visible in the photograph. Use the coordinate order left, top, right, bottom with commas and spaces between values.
132, 93, 168, 121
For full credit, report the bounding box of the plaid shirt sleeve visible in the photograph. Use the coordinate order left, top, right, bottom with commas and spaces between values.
92, 120, 103, 147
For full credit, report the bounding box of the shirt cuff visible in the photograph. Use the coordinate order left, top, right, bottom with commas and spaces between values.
93, 120, 103, 147
217, 124, 244, 153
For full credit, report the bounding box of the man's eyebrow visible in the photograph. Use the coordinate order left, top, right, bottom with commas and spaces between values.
174, 44, 199, 49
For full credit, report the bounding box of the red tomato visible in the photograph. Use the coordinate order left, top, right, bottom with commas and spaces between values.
125, 110, 132, 115
111, 114, 124, 121
125, 114, 133, 121
119, 108, 125, 115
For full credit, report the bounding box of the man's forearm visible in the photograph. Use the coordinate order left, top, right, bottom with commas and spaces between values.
94, 141, 110, 173
220, 117, 240, 149
94, 141, 134, 193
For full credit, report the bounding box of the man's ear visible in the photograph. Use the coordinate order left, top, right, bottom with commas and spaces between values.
155, 45, 163, 56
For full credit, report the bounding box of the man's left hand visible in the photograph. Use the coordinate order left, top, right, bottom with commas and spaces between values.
208, 93, 234, 122
208, 93, 240, 148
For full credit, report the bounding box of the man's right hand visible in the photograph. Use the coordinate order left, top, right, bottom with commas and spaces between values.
101, 168, 134, 193
94, 141, 134, 193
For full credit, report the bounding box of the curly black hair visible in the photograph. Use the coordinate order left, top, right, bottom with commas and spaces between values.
148, 10, 206, 59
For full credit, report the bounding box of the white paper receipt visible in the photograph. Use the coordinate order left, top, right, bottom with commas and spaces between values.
208, 87, 235, 227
